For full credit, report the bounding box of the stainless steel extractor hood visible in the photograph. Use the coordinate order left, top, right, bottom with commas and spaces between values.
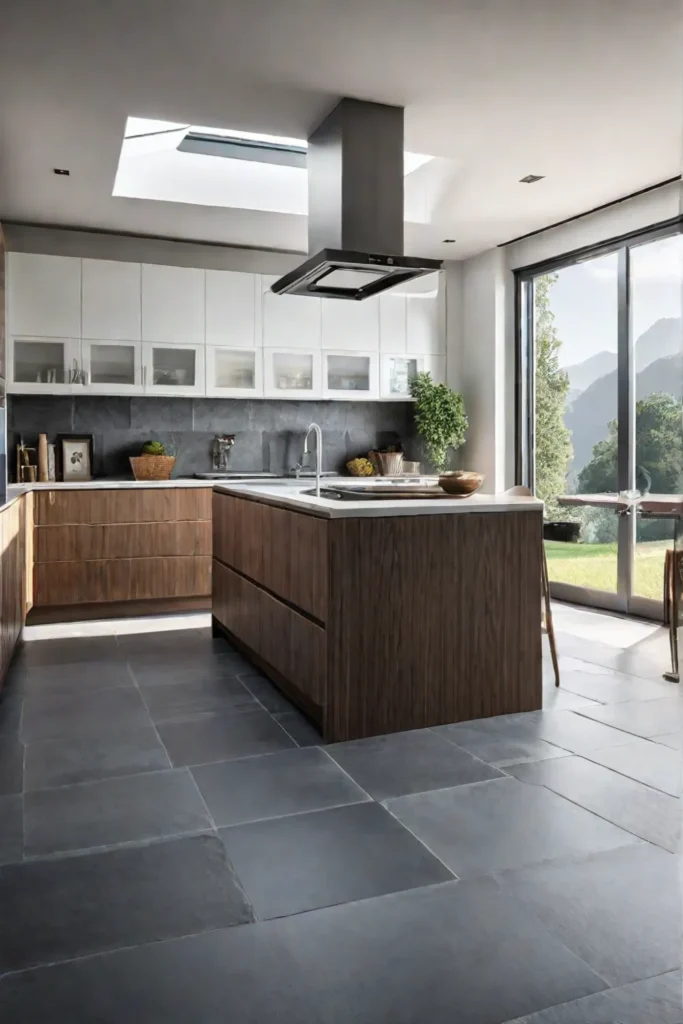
271, 98, 442, 300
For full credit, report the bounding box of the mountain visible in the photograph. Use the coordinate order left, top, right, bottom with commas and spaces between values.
562, 318, 683, 476
564, 351, 616, 393
565, 352, 683, 475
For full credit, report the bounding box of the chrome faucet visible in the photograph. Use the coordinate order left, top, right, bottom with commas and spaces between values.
300, 422, 323, 497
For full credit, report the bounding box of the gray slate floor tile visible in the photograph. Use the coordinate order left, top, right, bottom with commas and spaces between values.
436, 718, 569, 768
0, 738, 24, 794
498, 843, 682, 988
0, 794, 23, 866
273, 709, 323, 747
12, 659, 134, 696
386, 776, 639, 878
0, 834, 254, 975
16, 636, 124, 668
270, 879, 607, 1024
128, 657, 248, 688
576, 697, 683, 739
21, 687, 150, 742
506, 969, 683, 1023
507, 756, 680, 852
327, 728, 503, 800
158, 708, 295, 767
558, 657, 677, 704
583, 738, 682, 797
540, 685, 599, 711
0, 693, 22, 738
192, 747, 369, 826
654, 732, 683, 750
0, 924, 313, 1024
220, 800, 454, 919
508, 709, 639, 754
24, 768, 212, 856
24, 726, 171, 791
139, 675, 256, 722
238, 672, 297, 713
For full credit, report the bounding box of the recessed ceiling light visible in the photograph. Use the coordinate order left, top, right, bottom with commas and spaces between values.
519, 174, 544, 184
442, 238, 456, 243
53, 168, 70, 176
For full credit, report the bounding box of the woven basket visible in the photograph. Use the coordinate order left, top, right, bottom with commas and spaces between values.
129, 455, 176, 481
373, 451, 404, 476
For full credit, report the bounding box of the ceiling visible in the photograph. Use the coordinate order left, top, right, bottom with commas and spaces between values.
1, 0, 682, 260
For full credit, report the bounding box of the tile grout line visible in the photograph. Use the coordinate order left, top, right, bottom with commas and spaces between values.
22, 827, 218, 866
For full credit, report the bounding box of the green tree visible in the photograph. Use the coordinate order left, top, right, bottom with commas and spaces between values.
578, 392, 683, 540
535, 274, 573, 518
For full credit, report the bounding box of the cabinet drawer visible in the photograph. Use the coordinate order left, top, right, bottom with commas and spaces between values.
35, 556, 211, 606
35, 521, 212, 563
213, 560, 326, 707
213, 492, 328, 621
35, 488, 212, 525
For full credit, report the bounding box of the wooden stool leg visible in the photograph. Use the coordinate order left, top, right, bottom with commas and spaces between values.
664, 550, 680, 683
542, 549, 560, 687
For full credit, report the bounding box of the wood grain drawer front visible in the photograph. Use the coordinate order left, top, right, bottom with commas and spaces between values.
213, 492, 328, 621
35, 521, 212, 563
0, 498, 26, 687
35, 556, 211, 606
213, 560, 326, 707
35, 488, 212, 526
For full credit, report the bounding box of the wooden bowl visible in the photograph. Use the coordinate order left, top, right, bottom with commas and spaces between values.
438, 470, 484, 495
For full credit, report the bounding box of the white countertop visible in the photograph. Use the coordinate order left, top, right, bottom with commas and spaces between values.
8, 477, 216, 495
213, 481, 543, 518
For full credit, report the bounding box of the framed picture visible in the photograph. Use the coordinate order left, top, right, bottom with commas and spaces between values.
58, 434, 94, 482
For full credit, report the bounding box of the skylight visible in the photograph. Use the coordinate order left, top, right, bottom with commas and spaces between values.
113, 117, 433, 217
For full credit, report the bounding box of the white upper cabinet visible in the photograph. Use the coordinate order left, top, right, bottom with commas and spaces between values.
82, 259, 141, 341
261, 274, 322, 349
8, 253, 81, 338
141, 264, 205, 344
405, 273, 446, 355
206, 270, 259, 347
321, 296, 380, 351
379, 293, 407, 353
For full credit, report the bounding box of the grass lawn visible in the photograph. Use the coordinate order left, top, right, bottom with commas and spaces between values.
545, 539, 669, 600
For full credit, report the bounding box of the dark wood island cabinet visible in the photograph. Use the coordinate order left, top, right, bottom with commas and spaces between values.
212, 486, 544, 742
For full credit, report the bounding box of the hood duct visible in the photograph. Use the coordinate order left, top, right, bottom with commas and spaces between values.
271, 98, 441, 300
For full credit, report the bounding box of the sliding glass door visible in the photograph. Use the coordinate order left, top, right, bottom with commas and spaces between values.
519, 225, 683, 619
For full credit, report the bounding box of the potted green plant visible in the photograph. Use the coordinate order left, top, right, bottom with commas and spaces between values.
409, 372, 468, 472
129, 440, 176, 481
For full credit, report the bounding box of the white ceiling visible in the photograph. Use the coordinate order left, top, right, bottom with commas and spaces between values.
1, 0, 682, 260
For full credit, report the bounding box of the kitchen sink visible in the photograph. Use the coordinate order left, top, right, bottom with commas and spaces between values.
302, 481, 447, 501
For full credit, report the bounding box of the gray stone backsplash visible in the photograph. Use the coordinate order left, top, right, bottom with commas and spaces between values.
8, 396, 421, 480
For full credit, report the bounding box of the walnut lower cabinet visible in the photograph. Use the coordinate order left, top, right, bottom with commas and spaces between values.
212, 490, 544, 743
32, 488, 212, 619
0, 496, 27, 691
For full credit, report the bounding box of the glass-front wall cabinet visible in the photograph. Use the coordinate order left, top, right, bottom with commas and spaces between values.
82, 341, 140, 392
207, 347, 261, 397
10, 337, 81, 392
142, 343, 205, 396
519, 225, 683, 619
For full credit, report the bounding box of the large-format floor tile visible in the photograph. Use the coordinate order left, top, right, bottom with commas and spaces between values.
0, 794, 23, 866
507, 709, 637, 754
238, 671, 298, 713
17, 635, 124, 668
507, 756, 679, 852
11, 659, 135, 696
24, 726, 171, 791
554, 632, 661, 682
540, 684, 599, 711
273, 709, 323, 747
192, 747, 368, 827
158, 708, 295, 767
498, 843, 681, 987
139, 675, 256, 722
583, 738, 682, 797
507, 970, 683, 1023
436, 719, 569, 768
558, 658, 677, 705
575, 697, 683, 739
24, 768, 212, 856
269, 880, 607, 1024
219, 800, 453, 919
0, 834, 254, 975
21, 687, 150, 742
654, 732, 683, 750
0, 738, 24, 794
0, 925, 312, 1024
0, 693, 22, 738
327, 728, 503, 800
386, 776, 638, 878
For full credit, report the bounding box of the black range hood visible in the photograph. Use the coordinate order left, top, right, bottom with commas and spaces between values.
271, 98, 441, 300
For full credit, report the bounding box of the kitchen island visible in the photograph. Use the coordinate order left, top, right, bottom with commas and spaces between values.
212, 482, 544, 742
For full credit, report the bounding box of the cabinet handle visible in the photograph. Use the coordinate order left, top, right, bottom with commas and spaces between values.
48, 491, 55, 505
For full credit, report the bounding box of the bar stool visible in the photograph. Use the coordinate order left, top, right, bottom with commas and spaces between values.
505, 486, 560, 688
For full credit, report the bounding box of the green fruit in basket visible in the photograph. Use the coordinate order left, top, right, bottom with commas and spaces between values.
141, 440, 166, 456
